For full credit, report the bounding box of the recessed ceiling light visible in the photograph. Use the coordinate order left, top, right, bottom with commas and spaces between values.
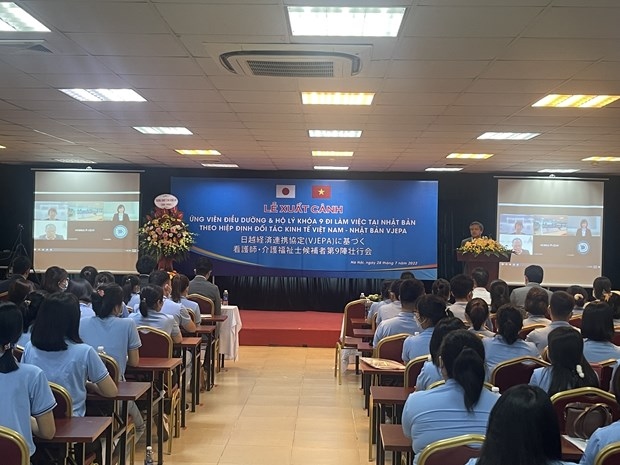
308, 130, 362, 138
447, 153, 494, 159
0, 2, 50, 31
538, 168, 580, 173
201, 163, 239, 168
53, 158, 97, 164
312, 150, 354, 157
582, 156, 620, 162
477, 132, 540, 141
133, 127, 193, 135
314, 165, 349, 171
302, 92, 374, 106
0, 144, 5, 149
425, 167, 463, 172
287, 6, 405, 37
59, 88, 146, 102
176, 149, 221, 156
532, 94, 620, 108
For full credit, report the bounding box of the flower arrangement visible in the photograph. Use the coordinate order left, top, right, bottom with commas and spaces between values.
138, 207, 195, 268
366, 294, 381, 302
457, 236, 511, 258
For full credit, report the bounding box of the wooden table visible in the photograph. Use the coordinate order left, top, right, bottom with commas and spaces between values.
353, 327, 375, 341
370, 386, 414, 462
195, 325, 217, 391
126, 357, 182, 465
561, 436, 584, 462
177, 337, 202, 420
38, 416, 113, 465
359, 360, 405, 411
351, 317, 371, 328
201, 313, 230, 369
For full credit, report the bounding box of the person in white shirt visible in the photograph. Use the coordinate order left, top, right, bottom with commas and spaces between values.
447, 274, 473, 323
526, 291, 579, 354
367, 280, 392, 324
377, 279, 403, 325
522, 287, 552, 327
471, 267, 491, 305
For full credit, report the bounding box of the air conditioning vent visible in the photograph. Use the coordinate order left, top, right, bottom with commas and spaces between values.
220, 50, 361, 77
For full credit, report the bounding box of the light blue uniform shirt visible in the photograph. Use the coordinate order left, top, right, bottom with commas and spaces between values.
127, 293, 140, 312
402, 328, 433, 363
402, 378, 499, 463
23, 341, 109, 417
415, 360, 443, 390
526, 321, 579, 354
483, 335, 540, 373
368, 299, 389, 322
0, 362, 56, 456
129, 309, 181, 338
180, 297, 201, 325
17, 326, 32, 348
583, 340, 620, 364
530, 366, 553, 393
161, 298, 192, 330
373, 312, 421, 348
377, 301, 401, 325
80, 316, 142, 379
579, 421, 620, 465
79, 302, 96, 319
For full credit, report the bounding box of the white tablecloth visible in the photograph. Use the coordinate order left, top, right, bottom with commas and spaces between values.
219, 305, 242, 361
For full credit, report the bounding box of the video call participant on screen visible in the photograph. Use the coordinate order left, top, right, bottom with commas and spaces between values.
576, 219, 592, 238
511, 237, 530, 256
112, 204, 130, 223
38, 224, 63, 240
44, 207, 57, 221
461, 221, 484, 246
511, 220, 524, 234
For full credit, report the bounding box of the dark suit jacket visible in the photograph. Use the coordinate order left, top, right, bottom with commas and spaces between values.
113, 213, 130, 223
188, 275, 222, 316
510, 282, 553, 309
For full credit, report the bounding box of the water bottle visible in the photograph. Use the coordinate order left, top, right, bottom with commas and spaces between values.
360, 292, 365, 299
97, 346, 106, 355
144, 445, 154, 465
223, 290, 229, 305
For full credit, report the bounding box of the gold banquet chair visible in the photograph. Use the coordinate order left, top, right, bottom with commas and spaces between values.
417, 434, 486, 465
0, 426, 29, 465
595, 441, 620, 465
334, 298, 366, 384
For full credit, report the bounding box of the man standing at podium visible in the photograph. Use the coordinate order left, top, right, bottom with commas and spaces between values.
461, 221, 484, 246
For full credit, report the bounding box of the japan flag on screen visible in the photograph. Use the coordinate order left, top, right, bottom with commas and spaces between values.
276, 184, 296, 198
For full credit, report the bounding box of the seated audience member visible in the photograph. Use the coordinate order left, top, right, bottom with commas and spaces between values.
402, 330, 499, 464
122, 274, 141, 312
591, 276, 612, 303
136, 255, 157, 289
526, 291, 578, 354
17, 290, 46, 347
529, 326, 598, 395
466, 385, 573, 465
431, 278, 451, 304
80, 283, 144, 437
367, 280, 392, 324
489, 279, 510, 314
522, 287, 552, 327
67, 277, 96, 318
566, 285, 588, 316
605, 292, 620, 326
466, 298, 495, 338
402, 295, 449, 362
149, 270, 195, 333
415, 317, 466, 390
188, 257, 222, 316
400, 271, 415, 279
8, 278, 34, 305
471, 267, 491, 304
581, 302, 620, 363
41, 265, 68, 294
484, 304, 539, 373
377, 279, 403, 325
510, 265, 553, 309
129, 285, 182, 343
94, 271, 130, 318
373, 279, 424, 347
0, 302, 56, 458
579, 379, 620, 465
171, 274, 201, 325
79, 265, 98, 287
448, 274, 474, 323
0, 256, 32, 293
23, 293, 117, 416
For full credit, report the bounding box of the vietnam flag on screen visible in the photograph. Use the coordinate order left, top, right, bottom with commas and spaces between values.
312, 185, 331, 199
276, 184, 296, 198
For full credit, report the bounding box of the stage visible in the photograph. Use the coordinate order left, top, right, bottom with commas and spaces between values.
238, 310, 342, 348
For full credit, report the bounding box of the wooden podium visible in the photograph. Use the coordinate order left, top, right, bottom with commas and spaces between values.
456, 251, 511, 282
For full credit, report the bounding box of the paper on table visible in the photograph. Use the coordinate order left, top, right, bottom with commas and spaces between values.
562, 435, 587, 452
361, 357, 405, 370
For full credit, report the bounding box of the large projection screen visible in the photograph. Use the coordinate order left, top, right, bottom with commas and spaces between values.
33, 170, 140, 273
172, 177, 438, 279
497, 178, 604, 287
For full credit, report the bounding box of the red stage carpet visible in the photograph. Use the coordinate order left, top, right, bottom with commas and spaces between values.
238, 310, 342, 348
